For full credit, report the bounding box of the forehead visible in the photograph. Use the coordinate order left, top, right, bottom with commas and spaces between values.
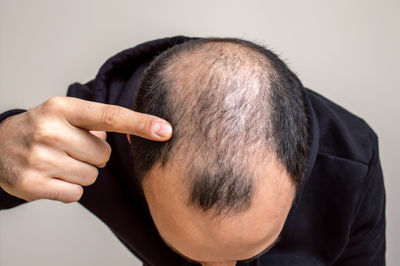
142, 159, 295, 262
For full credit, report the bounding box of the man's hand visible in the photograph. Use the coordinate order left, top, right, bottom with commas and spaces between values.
0, 97, 172, 203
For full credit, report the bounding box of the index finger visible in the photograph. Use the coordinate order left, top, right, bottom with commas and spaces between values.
60, 97, 172, 141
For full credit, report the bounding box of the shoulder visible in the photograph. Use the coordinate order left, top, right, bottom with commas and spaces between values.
282, 89, 385, 265
306, 88, 378, 166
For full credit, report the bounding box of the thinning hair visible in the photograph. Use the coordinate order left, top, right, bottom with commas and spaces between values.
130, 38, 309, 215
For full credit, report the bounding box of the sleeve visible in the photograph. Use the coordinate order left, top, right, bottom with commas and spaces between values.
334, 133, 386, 266
0, 80, 95, 210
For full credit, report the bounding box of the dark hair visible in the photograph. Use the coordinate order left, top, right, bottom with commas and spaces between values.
130, 38, 309, 215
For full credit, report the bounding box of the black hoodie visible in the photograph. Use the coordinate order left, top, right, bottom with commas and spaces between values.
0, 36, 385, 266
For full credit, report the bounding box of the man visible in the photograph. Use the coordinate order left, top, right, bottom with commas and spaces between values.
0, 36, 385, 265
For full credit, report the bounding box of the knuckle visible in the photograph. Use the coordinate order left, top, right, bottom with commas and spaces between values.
73, 186, 84, 202
47, 189, 63, 202
100, 143, 112, 164
136, 120, 147, 135
46, 185, 82, 203
90, 130, 107, 140
31, 120, 57, 144
27, 97, 65, 129
43, 97, 65, 112
99, 106, 120, 128
26, 145, 47, 166
83, 167, 98, 186
62, 186, 83, 203
131, 116, 147, 135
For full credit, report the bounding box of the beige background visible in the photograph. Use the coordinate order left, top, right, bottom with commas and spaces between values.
0, 0, 398, 265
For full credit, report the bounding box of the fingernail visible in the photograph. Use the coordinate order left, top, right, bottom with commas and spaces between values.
152, 122, 172, 138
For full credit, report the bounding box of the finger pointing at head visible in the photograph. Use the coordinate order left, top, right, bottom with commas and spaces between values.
51, 97, 173, 141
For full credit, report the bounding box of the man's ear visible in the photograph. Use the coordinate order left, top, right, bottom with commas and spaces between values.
126, 134, 131, 144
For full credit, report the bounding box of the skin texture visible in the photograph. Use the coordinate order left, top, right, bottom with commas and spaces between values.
0, 96, 172, 203
142, 154, 296, 265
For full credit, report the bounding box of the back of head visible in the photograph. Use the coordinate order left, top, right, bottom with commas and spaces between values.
130, 38, 309, 216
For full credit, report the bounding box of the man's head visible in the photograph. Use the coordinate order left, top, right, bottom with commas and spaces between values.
129, 38, 309, 264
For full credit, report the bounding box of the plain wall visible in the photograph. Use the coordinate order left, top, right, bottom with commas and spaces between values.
0, 0, 399, 265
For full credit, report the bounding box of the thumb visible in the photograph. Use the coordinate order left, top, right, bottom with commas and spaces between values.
89, 130, 107, 141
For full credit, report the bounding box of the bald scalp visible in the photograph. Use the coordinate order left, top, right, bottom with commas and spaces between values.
160, 42, 274, 213
130, 38, 309, 215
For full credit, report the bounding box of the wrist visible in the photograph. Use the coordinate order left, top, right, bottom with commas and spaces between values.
0, 109, 26, 125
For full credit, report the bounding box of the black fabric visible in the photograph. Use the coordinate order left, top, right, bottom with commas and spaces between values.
0, 36, 385, 266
